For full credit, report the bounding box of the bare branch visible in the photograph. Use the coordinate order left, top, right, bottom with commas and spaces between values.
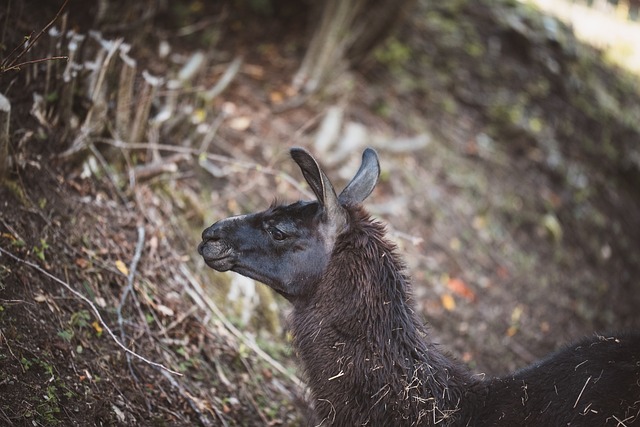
1, 0, 70, 72
0, 93, 10, 181
2, 56, 69, 72
117, 225, 146, 379
93, 137, 314, 199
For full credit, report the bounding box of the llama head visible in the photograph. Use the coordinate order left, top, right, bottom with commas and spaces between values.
198, 147, 380, 300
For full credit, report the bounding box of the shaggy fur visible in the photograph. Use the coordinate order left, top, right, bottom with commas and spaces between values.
199, 148, 640, 426
292, 206, 480, 426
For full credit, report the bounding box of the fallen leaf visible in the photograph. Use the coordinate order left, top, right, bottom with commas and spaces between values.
496, 265, 510, 280
542, 213, 563, 243
441, 294, 456, 311
156, 304, 174, 317
540, 321, 550, 333
112, 405, 126, 423
511, 305, 523, 323
75, 258, 89, 268
115, 260, 129, 276
92, 321, 103, 336
243, 64, 264, 79
34, 294, 48, 303
1, 232, 16, 241
269, 91, 284, 104
472, 215, 487, 231
229, 116, 251, 131
449, 237, 462, 252
447, 277, 476, 301
191, 108, 206, 124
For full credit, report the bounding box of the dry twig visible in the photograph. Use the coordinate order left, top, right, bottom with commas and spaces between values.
117, 225, 146, 379
0, 0, 70, 73
0, 93, 10, 181
0, 245, 182, 376
94, 138, 314, 199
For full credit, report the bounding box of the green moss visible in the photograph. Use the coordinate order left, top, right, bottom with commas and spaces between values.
528, 116, 543, 134
440, 95, 458, 114
373, 37, 412, 72
465, 41, 485, 58
3, 179, 29, 207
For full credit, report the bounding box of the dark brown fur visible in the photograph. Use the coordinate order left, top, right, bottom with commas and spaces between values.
291, 206, 480, 426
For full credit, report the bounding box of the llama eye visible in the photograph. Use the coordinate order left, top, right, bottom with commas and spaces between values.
269, 227, 287, 241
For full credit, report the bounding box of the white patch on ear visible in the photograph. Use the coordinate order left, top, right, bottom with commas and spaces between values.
318, 206, 347, 254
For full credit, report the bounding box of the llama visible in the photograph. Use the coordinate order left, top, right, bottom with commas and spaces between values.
198, 147, 640, 426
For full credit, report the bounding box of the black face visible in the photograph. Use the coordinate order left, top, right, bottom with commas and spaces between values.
198, 201, 331, 300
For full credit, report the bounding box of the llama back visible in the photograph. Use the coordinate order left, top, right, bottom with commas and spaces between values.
477, 332, 640, 426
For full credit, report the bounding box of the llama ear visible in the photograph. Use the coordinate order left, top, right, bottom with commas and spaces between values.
339, 148, 380, 205
290, 147, 345, 227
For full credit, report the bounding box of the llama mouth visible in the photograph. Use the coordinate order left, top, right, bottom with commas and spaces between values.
198, 241, 235, 271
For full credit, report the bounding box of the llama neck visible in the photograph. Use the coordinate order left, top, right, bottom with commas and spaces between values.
291, 210, 474, 425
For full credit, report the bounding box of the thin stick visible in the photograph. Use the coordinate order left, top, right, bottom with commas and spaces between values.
0, 328, 21, 371
1, 0, 70, 71
203, 56, 243, 102
3, 56, 69, 72
88, 143, 130, 207
1, 31, 33, 70
0, 245, 182, 376
117, 225, 146, 379
0, 404, 13, 426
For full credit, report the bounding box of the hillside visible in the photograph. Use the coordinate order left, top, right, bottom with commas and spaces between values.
0, 0, 639, 424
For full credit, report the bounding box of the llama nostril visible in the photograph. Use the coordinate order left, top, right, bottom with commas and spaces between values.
198, 225, 220, 255
201, 226, 218, 242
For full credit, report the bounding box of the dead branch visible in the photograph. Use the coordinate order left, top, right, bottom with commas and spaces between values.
94, 138, 314, 199
0, 245, 182, 376
0, 0, 70, 72
3, 56, 69, 72
0, 405, 13, 426
0, 93, 10, 181
115, 49, 136, 140
63, 35, 124, 156
130, 70, 163, 146
0, 328, 21, 370
203, 56, 243, 102
133, 153, 190, 181
117, 225, 146, 379
88, 143, 130, 207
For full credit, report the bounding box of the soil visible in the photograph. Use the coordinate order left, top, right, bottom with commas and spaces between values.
1, 0, 639, 425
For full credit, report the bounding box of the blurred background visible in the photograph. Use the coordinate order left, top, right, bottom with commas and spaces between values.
0, 0, 639, 424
